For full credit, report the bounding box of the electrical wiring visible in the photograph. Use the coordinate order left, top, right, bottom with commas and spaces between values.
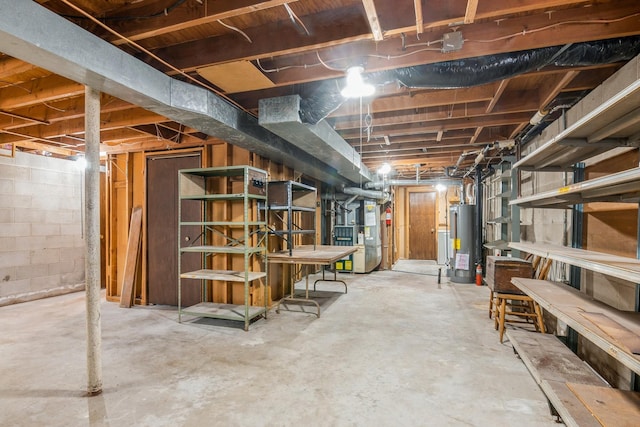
57, 0, 249, 116
471, 13, 640, 44
61, 0, 187, 22
284, 4, 310, 36
217, 19, 252, 43
315, 52, 344, 72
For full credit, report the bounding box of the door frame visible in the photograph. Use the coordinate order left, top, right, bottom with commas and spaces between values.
144, 148, 203, 305
404, 187, 439, 260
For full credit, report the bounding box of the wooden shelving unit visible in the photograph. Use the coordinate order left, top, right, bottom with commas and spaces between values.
177, 166, 268, 331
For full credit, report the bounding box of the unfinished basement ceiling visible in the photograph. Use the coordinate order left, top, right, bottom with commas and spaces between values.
1, 0, 640, 180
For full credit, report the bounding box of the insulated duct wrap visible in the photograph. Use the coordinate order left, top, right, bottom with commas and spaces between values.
300, 36, 640, 124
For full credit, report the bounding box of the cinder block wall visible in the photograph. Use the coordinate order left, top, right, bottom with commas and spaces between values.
0, 151, 85, 305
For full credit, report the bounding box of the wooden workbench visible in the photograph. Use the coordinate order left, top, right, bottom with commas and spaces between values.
267, 245, 358, 317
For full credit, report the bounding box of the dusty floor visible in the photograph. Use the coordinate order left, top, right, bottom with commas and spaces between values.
0, 260, 554, 426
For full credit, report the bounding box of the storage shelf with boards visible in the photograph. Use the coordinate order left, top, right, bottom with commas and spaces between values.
177, 165, 268, 331
484, 158, 519, 257
266, 180, 317, 256
506, 56, 640, 398
513, 57, 640, 171
510, 55, 640, 275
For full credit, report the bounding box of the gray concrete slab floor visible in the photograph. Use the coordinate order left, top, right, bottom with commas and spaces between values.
0, 262, 555, 426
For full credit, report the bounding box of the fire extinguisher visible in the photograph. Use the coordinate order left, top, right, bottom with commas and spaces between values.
385, 206, 392, 226
475, 264, 483, 286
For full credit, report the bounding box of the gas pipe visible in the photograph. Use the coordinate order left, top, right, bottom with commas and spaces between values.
475, 264, 483, 286
385, 206, 392, 226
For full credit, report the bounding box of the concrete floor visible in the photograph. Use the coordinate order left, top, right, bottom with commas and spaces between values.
0, 260, 555, 426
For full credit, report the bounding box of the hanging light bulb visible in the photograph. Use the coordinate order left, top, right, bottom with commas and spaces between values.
341, 66, 375, 98
378, 162, 391, 175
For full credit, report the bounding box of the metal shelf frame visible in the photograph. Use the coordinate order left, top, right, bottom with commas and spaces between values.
177, 165, 268, 331
266, 180, 317, 256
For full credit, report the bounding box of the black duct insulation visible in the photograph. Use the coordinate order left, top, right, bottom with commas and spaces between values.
299, 36, 640, 124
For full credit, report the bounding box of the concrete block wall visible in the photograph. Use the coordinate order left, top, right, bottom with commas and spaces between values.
0, 151, 85, 305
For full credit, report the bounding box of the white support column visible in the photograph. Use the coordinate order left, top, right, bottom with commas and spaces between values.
85, 85, 102, 396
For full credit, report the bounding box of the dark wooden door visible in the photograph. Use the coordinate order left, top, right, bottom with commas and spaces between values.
409, 192, 437, 260
147, 154, 201, 306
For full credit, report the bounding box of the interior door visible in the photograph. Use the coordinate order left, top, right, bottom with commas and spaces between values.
147, 153, 201, 306
408, 191, 437, 260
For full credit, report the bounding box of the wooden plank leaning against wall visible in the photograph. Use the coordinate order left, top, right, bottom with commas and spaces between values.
105, 141, 313, 308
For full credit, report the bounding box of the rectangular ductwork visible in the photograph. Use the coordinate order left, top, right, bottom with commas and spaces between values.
259, 95, 372, 184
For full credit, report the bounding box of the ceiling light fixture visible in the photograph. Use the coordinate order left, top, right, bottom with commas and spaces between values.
378, 162, 391, 175
384, 135, 390, 145
341, 66, 375, 99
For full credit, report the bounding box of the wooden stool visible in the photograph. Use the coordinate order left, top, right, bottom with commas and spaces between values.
493, 293, 545, 343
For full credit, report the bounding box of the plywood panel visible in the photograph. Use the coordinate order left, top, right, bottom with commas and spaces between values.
196, 60, 275, 93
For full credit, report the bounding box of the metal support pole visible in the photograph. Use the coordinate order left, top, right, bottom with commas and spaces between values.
85, 86, 102, 396
475, 166, 483, 267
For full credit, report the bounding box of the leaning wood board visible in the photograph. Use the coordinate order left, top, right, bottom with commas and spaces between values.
511, 278, 640, 375
506, 329, 607, 427
120, 206, 142, 308
267, 245, 358, 265
567, 383, 640, 427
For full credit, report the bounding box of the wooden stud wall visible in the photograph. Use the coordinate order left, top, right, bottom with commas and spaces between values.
105, 141, 307, 307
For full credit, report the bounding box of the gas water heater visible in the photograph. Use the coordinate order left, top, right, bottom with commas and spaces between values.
448, 204, 476, 283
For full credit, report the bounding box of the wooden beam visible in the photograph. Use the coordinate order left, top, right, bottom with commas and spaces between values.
180, 0, 640, 89
0, 75, 84, 110
13, 140, 77, 156
539, 70, 579, 109
361, 0, 384, 41
464, 0, 479, 24
154, 5, 371, 73
111, 0, 299, 46
486, 79, 509, 113
0, 57, 39, 79
334, 96, 538, 130
339, 112, 533, 139
414, 0, 423, 34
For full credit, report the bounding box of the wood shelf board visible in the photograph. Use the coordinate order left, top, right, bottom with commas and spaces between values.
179, 165, 268, 178
511, 167, 640, 208
181, 245, 266, 255
566, 383, 640, 427
180, 302, 266, 321
180, 269, 266, 282
506, 329, 607, 427
267, 245, 357, 264
508, 241, 640, 284
484, 240, 509, 250
514, 73, 640, 169
180, 193, 266, 201
511, 278, 640, 374
180, 221, 266, 227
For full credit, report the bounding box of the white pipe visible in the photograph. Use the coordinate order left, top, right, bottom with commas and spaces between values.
365, 178, 460, 189
85, 86, 102, 396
